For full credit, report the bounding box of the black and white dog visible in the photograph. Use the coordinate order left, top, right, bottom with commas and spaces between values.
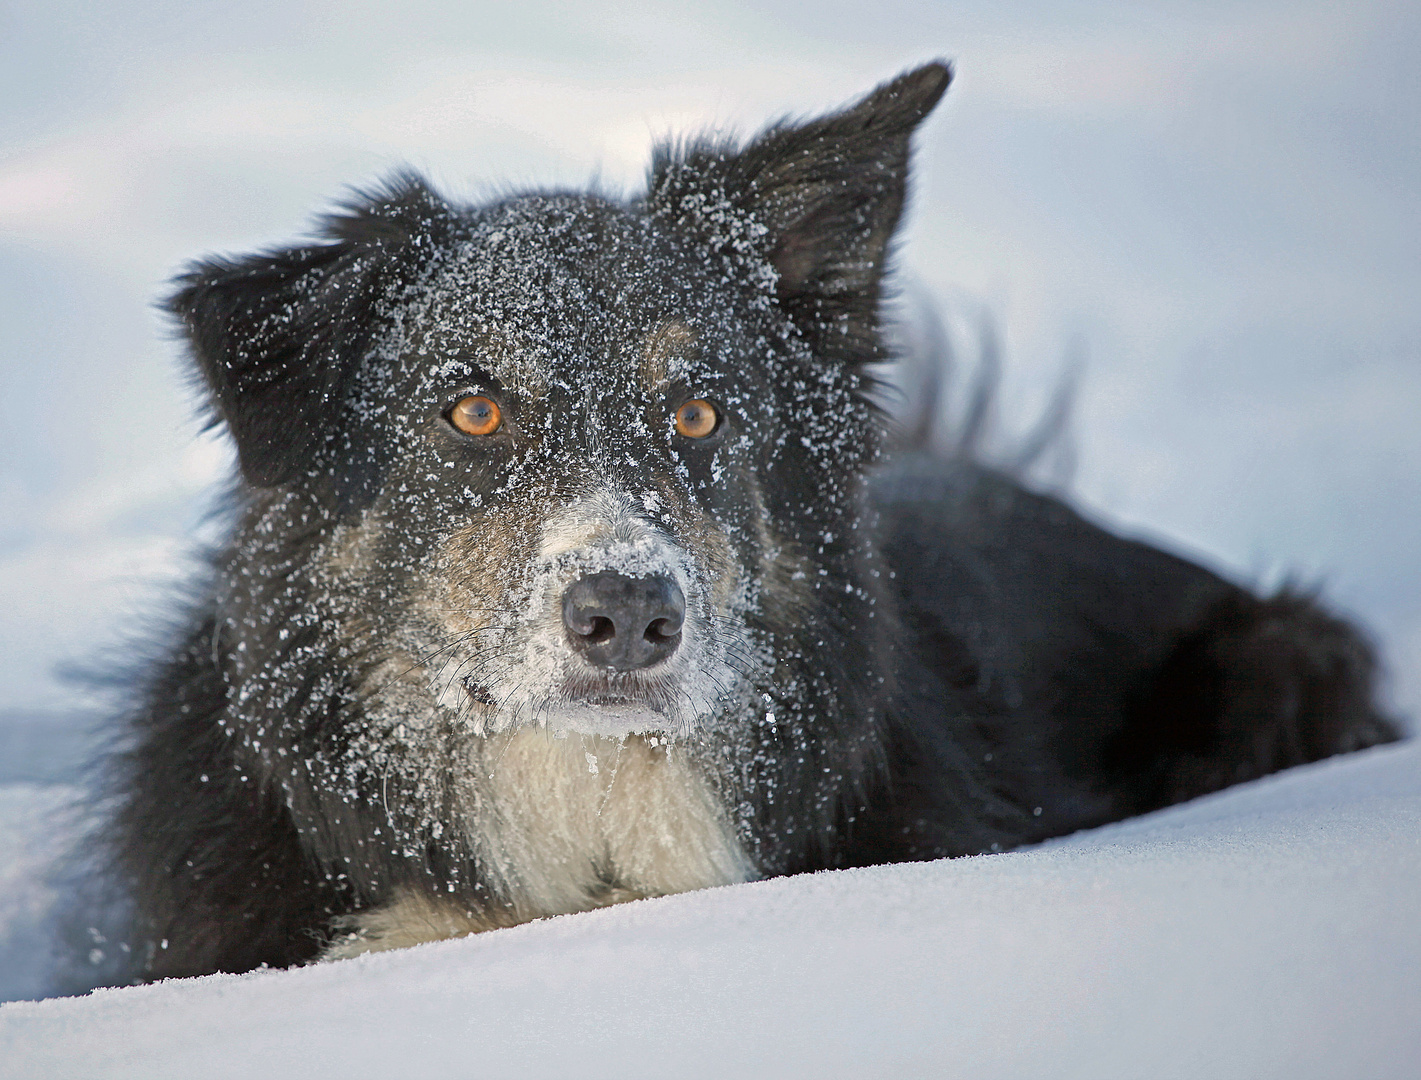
98, 62, 1396, 981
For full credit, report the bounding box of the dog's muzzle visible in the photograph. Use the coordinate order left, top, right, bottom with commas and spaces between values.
562, 571, 685, 672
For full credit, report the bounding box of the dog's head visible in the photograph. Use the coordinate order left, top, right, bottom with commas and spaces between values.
169, 65, 948, 753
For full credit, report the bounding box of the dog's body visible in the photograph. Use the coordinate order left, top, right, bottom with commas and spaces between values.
100, 63, 1397, 981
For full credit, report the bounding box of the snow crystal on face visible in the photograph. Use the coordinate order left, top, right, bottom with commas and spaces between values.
508, 482, 757, 740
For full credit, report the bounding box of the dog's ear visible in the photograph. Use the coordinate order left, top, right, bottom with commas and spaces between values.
167, 173, 455, 487
647, 62, 951, 362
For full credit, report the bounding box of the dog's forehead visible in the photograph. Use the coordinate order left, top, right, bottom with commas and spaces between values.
402, 194, 731, 396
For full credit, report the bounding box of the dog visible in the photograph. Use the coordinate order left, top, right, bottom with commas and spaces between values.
97, 61, 1397, 981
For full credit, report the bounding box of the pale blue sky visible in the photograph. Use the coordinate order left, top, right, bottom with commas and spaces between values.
1, 0, 1417, 717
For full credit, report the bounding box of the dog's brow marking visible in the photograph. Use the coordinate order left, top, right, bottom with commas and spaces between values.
417, 309, 552, 400
639, 319, 698, 391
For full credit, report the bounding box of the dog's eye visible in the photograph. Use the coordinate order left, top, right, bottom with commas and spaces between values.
449, 395, 502, 436
675, 399, 718, 439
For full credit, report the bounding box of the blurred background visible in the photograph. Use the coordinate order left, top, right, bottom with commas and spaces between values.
1, 0, 1417, 733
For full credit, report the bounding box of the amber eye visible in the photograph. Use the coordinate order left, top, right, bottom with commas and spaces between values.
449, 395, 502, 436
674, 399, 718, 439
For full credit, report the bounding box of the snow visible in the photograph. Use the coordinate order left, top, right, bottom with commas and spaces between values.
0, 784, 80, 1008
3, 740, 1418, 1079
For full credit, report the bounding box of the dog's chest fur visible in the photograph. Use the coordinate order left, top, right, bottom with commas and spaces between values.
326, 732, 752, 957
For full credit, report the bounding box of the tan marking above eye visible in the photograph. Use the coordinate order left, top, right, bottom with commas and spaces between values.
640, 319, 699, 390
450, 395, 502, 436
675, 399, 718, 439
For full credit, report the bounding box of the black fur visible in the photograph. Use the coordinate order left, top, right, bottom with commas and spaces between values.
94, 62, 1398, 983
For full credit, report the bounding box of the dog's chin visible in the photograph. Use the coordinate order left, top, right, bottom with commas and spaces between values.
543, 699, 673, 738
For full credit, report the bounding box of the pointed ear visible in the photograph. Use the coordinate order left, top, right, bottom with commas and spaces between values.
167, 173, 456, 487
647, 62, 951, 361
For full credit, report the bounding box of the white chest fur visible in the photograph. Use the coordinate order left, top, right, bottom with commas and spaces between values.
324, 732, 752, 959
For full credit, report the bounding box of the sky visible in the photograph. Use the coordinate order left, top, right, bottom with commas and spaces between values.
0, 0, 1417, 718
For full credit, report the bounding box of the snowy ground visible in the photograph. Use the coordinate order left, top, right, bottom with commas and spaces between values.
2, 740, 1417, 1080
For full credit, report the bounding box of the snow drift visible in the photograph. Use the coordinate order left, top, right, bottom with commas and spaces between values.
2, 738, 1417, 1080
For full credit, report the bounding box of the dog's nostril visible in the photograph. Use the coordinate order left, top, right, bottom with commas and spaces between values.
562, 571, 686, 672
645, 616, 679, 643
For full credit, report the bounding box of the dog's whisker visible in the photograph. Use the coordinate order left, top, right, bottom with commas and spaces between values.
359, 624, 523, 702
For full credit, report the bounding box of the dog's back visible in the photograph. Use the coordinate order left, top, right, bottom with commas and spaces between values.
860, 454, 1396, 863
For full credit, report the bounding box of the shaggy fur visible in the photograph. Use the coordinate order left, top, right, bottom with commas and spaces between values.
96, 62, 1397, 981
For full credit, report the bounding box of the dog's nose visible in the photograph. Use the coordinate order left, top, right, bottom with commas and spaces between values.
562, 571, 685, 671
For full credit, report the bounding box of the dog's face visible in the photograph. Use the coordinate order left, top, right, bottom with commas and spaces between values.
169, 65, 951, 874
336, 192, 818, 739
